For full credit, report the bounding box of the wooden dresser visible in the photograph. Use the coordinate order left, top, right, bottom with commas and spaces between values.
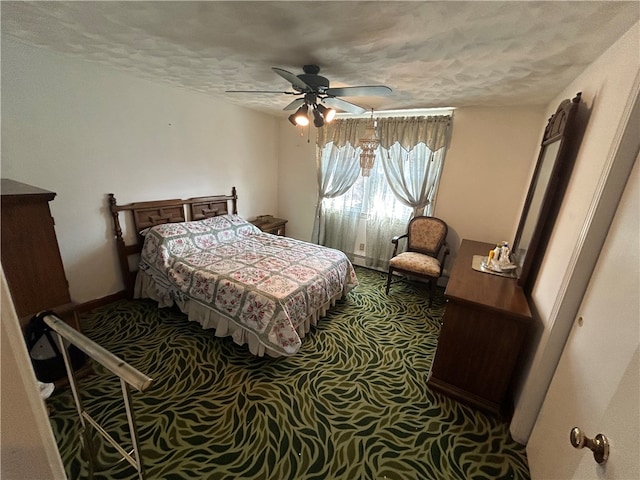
427, 239, 532, 418
1, 179, 75, 328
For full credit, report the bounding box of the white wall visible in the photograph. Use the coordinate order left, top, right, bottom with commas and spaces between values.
277, 123, 319, 241
511, 21, 640, 443
436, 107, 545, 261
1, 38, 280, 303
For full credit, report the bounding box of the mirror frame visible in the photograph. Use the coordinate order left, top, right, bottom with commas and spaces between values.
512, 93, 582, 290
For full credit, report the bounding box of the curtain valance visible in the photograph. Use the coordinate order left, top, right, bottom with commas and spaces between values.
376, 115, 451, 151
317, 115, 451, 152
316, 118, 364, 148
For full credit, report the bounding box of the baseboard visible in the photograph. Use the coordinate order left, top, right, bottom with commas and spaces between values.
351, 255, 384, 271
75, 291, 127, 313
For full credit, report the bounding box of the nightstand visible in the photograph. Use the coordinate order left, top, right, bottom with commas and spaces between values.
251, 216, 288, 236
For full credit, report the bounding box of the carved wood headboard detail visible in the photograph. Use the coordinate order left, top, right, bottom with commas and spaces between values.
108, 187, 238, 297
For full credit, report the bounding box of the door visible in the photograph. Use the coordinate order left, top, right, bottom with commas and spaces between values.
526, 156, 639, 479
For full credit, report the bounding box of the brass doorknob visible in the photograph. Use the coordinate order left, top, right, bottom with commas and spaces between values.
570, 427, 609, 464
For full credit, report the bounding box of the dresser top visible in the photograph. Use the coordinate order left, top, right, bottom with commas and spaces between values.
1, 179, 56, 201
446, 239, 532, 320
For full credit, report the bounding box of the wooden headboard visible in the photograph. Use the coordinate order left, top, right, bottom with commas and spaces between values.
108, 187, 238, 297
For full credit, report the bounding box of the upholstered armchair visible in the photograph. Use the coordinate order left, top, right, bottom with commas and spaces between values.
385, 216, 449, 306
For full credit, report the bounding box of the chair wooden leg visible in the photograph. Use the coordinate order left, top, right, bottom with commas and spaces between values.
429, 279, 435, 307
385, 269, 393, 294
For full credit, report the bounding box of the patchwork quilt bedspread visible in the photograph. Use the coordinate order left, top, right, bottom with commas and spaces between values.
137, 215, 358, 355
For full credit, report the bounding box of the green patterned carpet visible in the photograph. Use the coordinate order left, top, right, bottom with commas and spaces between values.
47, 267, 530, 479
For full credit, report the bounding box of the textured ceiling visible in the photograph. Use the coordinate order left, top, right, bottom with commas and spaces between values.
2, 1, 639, 116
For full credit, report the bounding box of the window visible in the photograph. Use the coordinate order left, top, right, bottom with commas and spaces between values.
323, 147, 413, 221
314, 114, 452, 268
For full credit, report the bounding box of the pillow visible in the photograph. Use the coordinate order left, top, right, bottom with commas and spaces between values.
202, 214, 259, 231
141, 215, 261, 245
189, 214, 261, 243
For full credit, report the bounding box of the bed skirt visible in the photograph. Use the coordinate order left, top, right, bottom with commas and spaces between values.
134, 270, 345, 357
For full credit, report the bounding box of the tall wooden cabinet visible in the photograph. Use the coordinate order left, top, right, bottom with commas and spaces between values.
1, 179, 74, 328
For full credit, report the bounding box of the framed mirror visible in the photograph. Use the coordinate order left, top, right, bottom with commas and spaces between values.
512, 93, 582, 290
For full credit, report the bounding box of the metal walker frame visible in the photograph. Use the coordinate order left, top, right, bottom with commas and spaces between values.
41, 313, 153, 480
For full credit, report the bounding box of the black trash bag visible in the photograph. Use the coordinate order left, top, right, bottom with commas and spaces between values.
25, 312, 86, 383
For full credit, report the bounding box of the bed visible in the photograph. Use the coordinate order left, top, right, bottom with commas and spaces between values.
108, 188, 358, 357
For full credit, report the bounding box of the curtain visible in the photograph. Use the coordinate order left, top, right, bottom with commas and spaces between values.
366, 116, 451, 269
378, 116, 451, 217
364, 151, 413, 269
311, 119, 362, 246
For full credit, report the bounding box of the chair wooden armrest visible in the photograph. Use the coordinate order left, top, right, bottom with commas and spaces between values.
391, 233, 408, 257
391, 233, 408, 244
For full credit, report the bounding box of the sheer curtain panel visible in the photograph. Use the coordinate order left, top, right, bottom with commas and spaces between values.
311, 119, 362, 246
377, 116, 451, 217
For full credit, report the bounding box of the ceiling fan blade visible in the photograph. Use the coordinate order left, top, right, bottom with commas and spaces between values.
226, 90, 298, 94
272, 67, 313, 92
323, 97, 368, 115
325, 86, 392, 97
283, 98, 305, 111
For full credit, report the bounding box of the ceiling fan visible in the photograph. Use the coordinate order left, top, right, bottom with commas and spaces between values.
226, 65, 392, 127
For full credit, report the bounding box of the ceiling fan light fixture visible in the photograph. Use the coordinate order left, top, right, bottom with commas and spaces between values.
312, 107, 324, 127
294, 104, 309, 126
317, 104, 336, 123
288, 113, 298, 126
